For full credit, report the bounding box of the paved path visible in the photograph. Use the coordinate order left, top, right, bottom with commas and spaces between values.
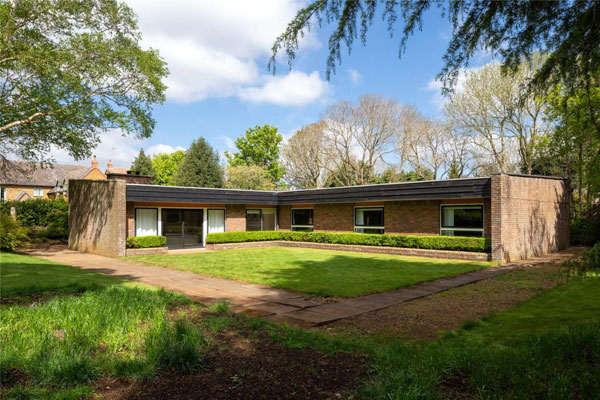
23, 248, 577, 327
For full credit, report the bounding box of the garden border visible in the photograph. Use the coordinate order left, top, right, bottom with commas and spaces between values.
205, 241, 491, 261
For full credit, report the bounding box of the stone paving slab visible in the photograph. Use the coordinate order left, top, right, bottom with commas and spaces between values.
22, 247, 578, 328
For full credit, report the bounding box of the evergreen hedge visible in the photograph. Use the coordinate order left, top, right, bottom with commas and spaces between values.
0, 198, 68, 226
126, 236, 167, 248
206, 231, 491, 253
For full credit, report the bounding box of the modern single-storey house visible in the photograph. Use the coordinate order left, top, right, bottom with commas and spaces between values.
68, 173, 570, 262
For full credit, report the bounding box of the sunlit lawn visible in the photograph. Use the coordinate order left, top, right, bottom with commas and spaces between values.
125, 247, 492, 297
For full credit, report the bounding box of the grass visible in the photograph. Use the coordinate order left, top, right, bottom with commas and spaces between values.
125, 247, 492, 297
0, 252, 204, 398
3, 251, 599, 399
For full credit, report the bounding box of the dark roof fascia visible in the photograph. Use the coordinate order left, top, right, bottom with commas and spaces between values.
126, 184, 279, 205
126, 177, 491, 205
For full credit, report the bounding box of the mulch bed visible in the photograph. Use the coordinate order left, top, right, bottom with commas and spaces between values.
322, 260, 568, 340
97, 317, 367, 400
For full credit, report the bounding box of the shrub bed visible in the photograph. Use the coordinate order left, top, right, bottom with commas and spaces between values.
126, 235, 167, 248
206, 231, 491, 253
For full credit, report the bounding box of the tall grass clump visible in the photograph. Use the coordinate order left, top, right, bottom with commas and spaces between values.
145, 318, 205, 372
0, 286, 192, 387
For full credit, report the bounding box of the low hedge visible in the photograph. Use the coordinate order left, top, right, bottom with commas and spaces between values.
126, 236, 167, 249
0, 198, 68, 226
205, 231, 491, 253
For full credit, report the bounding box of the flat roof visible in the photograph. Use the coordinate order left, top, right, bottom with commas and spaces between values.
126, 176, 492, 205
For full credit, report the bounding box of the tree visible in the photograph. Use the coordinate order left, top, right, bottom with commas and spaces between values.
444, 61, 547, 174
226, 125, 284, 184
324, 94, 399, 186
0, 0, 167, 163
131, 149, 154, 177
151, 150, 185, 186
271, 1, 600, 94
174, 138, 223, 188
281, 121, 328, 188
224, 165, 275, 190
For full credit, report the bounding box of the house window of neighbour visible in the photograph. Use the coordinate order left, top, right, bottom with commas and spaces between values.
354, 207, 384, 234
291, 209, 313, 232
441, 205, 484, 237
33, 187, 44, 197
0, 187, 6, 201
246, 209, 277, 231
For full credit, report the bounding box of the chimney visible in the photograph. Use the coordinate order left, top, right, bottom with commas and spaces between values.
107, 159, 113, 170
91, 155, 98, 169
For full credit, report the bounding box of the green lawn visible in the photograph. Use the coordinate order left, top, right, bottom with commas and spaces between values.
125, 247, 492, 297
2, 251, 599, 399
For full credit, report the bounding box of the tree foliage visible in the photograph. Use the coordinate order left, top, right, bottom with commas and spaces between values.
151, 150, 185, 186
131, 149, 154, 177
224, 165, 275, 190
271, 0, 600, 94
281, 121, 327, 189
226, 124, 284, 184
0, 0, 167, 162
174, 138, 223, 188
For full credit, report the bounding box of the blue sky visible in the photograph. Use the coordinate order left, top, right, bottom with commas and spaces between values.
51, 1, 487, 169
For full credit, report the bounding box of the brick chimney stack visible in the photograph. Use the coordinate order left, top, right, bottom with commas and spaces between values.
91, 155, 98, 169
107, 160, 113, 170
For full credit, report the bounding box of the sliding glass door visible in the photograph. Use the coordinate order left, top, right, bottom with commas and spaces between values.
161, 209, 203, 248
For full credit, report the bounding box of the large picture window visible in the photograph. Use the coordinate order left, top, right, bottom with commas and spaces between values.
207, 209, 225, 234
441, 205, 484, 237
291, 209, 313, 232
354, 207, 384, 234
246, 209, 277, 231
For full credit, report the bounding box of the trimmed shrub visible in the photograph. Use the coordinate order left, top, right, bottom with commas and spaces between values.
126, 236, 167, 248
0, 198, 68, 227
0, 214, 29, 251
46, 209, 69, 239
206, 231, 491, 253
570, 216, 600, 246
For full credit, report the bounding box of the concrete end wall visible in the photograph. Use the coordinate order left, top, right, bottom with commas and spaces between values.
68, 179, 126, 257
491, 174, 570, 262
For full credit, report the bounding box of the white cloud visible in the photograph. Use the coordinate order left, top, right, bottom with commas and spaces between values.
146, 143, 185, 156
424, 67, 477, 110
126, 0, 324, 106
222, 136, 236, 150
238, 70, 329, 106
347, 69, 362, 84
48, 129, 178, 169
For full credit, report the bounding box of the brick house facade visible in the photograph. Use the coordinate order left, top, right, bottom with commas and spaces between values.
69, 174, 570, 262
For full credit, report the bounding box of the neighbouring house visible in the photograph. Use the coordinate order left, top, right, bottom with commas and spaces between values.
68, 173, 570, 262
0, 156, 150, 201
0, 156, 106, 201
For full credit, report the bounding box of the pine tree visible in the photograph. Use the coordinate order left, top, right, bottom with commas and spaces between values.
174, 138, 224, 188
131, 148, 155, 177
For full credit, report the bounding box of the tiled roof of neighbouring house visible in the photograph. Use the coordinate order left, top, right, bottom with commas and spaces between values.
0, 160, 90, 187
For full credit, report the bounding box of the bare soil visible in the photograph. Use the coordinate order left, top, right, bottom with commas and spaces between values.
97, 315, 367, 400
321, 260, 568, 340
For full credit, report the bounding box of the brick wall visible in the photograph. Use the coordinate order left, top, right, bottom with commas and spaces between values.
68, 179, 126, 257
226, 204, 245, 231
314, 203, 354, 231
385, 200, 440, 235
126, 202, 135, 237
491, 174, 570, 262
278, 205, 291, 230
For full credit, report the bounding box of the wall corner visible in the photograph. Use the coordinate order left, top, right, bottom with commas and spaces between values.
490, 174, 504, 262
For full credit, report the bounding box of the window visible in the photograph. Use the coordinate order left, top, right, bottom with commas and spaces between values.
440, 205, 484, 237
207, 209, 225, 234
33, 187, 44, 197
0, 187, 6, 202
246, 209, 277, 231
354, 207, 384, 234
291, 209, 313, 232
135, 208, 158, 236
